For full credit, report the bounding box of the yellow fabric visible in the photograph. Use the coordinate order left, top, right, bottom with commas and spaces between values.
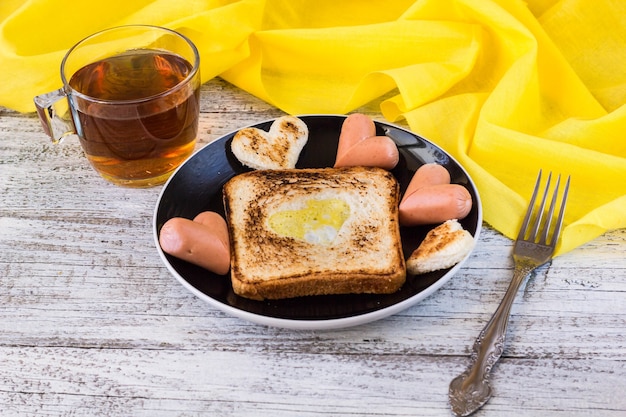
1, 0, 625, 255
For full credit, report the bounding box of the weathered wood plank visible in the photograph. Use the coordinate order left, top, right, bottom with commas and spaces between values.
0, 346, 624, 417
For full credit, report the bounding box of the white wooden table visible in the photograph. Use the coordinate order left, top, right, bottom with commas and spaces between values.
1, 77, 625, 417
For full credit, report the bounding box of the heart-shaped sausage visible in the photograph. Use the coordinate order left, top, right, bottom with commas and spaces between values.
159, 211, 231, 275
335, 136, 399, 170
399, 164, 472, 226
399, 184, 472, 226
400, 163, 451, 205
334, 113, 399, 170
231, 115, 308, 170
336, 113, 376, 162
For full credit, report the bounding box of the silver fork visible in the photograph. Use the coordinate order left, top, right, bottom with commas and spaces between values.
448, 170, 570, 416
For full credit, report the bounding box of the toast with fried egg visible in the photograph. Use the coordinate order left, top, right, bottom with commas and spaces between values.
223, 166, 406, 300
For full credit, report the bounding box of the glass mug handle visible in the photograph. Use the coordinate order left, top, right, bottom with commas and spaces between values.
33, 88, 77, 144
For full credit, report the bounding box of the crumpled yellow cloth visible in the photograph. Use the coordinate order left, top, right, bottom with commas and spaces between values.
1, 0, 625, 255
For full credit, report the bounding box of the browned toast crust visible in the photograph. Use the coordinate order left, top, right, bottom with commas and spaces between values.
223, 167, 406, 300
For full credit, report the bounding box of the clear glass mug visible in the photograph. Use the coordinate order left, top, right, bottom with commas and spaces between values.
34, 25, 201, 187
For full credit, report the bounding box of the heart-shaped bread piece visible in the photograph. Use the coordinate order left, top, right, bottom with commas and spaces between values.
406, 219, 475, 274
231, 115, 308, 170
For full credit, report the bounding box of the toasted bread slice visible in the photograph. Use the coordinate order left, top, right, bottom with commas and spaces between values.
223, 167, 406, 300
406, 219, 474, 275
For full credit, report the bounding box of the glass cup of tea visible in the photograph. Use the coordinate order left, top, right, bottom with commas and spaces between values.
34, 25, 201, 187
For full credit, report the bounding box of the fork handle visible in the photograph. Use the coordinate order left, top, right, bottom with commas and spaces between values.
449, 261, 535, 416
467, 262, 535, 380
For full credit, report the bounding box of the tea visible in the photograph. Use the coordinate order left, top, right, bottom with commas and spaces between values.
68, 49, 199, 187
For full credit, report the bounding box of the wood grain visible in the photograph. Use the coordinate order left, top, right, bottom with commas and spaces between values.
1, 77, 625, 417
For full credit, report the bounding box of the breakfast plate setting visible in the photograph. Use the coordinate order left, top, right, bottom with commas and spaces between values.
154, 114, 482, 330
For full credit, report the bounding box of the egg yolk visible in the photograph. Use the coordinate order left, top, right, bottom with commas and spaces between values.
268, 199, 350, 244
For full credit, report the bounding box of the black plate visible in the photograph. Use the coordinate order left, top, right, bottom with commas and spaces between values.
153, 115, 482, 329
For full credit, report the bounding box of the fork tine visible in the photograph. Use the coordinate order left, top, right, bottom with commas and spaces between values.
539, 174, 561, 245
529, 172, 552, 242
517, 170, 542, 241
519, 170, 570, 246
549, 175, 570, 247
